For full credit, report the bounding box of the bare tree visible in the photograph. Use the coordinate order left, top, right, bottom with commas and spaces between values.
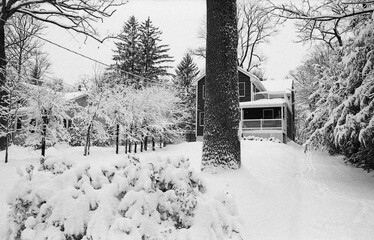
192, 1, 281, 71
237, 1, 281, 71
5, 13, 45, 79
28, 50, 51, 84
268, 0, 374, 48
0, 0, 127, 149
0, 69, 26, 163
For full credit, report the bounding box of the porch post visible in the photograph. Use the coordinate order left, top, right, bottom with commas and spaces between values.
281, 106, 284, 133
239, 108, 243, 138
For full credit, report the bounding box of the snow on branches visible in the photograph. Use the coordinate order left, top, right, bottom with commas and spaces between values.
18, 84, 72, 149
72, 75, 186, 155
301, 15, 374, 170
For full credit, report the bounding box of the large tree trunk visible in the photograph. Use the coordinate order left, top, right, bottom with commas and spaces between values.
202, 0, 241, 170
0, 21, 7, 150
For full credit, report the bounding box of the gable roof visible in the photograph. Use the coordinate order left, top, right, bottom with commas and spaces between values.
192, 67, 266, 91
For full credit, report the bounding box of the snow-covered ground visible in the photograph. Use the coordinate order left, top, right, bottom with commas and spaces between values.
1, 140, 374, 239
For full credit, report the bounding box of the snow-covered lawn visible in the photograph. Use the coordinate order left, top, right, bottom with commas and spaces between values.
1, 140, 374, 239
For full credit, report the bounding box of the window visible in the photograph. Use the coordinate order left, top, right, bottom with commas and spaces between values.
16, 117, 22, 130
199, 112, 205, 126
239, 82, 245, 97
263, 109, 274, 119
63, 119, 72, 129
30, 119, 36, 133
202, 85, 205, 99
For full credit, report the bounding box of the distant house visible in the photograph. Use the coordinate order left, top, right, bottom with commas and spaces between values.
12, 90, 88, 145
193, 67, 295, 143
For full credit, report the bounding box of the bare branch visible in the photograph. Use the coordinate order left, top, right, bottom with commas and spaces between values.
267, 0, 373, 46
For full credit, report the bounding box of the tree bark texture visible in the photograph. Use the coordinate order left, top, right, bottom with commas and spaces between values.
84, 123, 92, 156
0, 21, 7, 150
202, 0, 241, 170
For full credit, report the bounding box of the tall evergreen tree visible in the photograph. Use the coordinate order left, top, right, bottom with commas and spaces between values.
202, 0, 241, 170
173, 53, 199, 130
139, 17, 173, 83
112, 16, 142, 86
112, 16, 173, 87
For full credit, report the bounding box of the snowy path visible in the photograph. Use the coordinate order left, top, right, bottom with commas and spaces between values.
1, 141, 374, 239
217, 141, 374, 240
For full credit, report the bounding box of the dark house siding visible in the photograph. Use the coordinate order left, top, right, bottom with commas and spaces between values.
196, 78, 205, 136
196, 71, 253, 136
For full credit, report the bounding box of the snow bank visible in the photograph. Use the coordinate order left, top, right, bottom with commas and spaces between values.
5, 155, 243, 240
243, 135, 282, 143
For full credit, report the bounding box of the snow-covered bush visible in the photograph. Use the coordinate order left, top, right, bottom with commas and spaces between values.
243, 135, 282, 143
6, 155, 243, 240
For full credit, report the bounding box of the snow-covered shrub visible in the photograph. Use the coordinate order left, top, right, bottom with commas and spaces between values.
243, 135, 282, 143
6, 155, 243, 240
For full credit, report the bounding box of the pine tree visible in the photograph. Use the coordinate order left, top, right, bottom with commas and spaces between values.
202, 0, 241, 170
112, 16, 173, 87
112, 16, 142, 86
173, 53, 199, 131
138, 17, 173, 83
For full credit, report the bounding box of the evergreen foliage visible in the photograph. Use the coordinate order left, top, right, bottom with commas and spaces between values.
112, 16, 141, 85
173, 53, 199, 131
112, 16, 173, 87
294, 15, 374, 170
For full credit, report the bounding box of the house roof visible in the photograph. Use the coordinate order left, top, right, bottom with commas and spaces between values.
261, 79, 293, 93
240, 99, 288, 108
64, 91, 88, 101
16, 91, 87, 115
192, 67, 266, 91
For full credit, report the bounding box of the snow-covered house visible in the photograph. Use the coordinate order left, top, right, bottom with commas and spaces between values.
193, 67, 295, 143
12, 90, 88, 145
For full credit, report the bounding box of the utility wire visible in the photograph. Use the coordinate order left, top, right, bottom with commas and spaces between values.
2, 17, 152, 83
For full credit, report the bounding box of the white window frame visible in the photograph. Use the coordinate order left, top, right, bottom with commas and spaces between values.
239, 82, 245, 97
199, 112, 205, 126
263, 109, 274, 119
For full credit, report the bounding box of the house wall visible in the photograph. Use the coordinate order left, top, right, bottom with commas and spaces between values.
196, 71, 253, 137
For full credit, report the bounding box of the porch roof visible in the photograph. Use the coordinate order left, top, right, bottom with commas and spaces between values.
240, 99, 287, 109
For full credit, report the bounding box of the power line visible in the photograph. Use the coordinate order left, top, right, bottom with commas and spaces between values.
2, 17, 153, 83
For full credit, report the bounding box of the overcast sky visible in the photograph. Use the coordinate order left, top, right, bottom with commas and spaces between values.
43, 0, 308, 86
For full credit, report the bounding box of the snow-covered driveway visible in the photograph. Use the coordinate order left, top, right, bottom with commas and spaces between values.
1, 141, 374, 239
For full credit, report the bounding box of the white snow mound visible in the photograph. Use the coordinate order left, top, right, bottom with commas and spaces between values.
5, 155, 243, 240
